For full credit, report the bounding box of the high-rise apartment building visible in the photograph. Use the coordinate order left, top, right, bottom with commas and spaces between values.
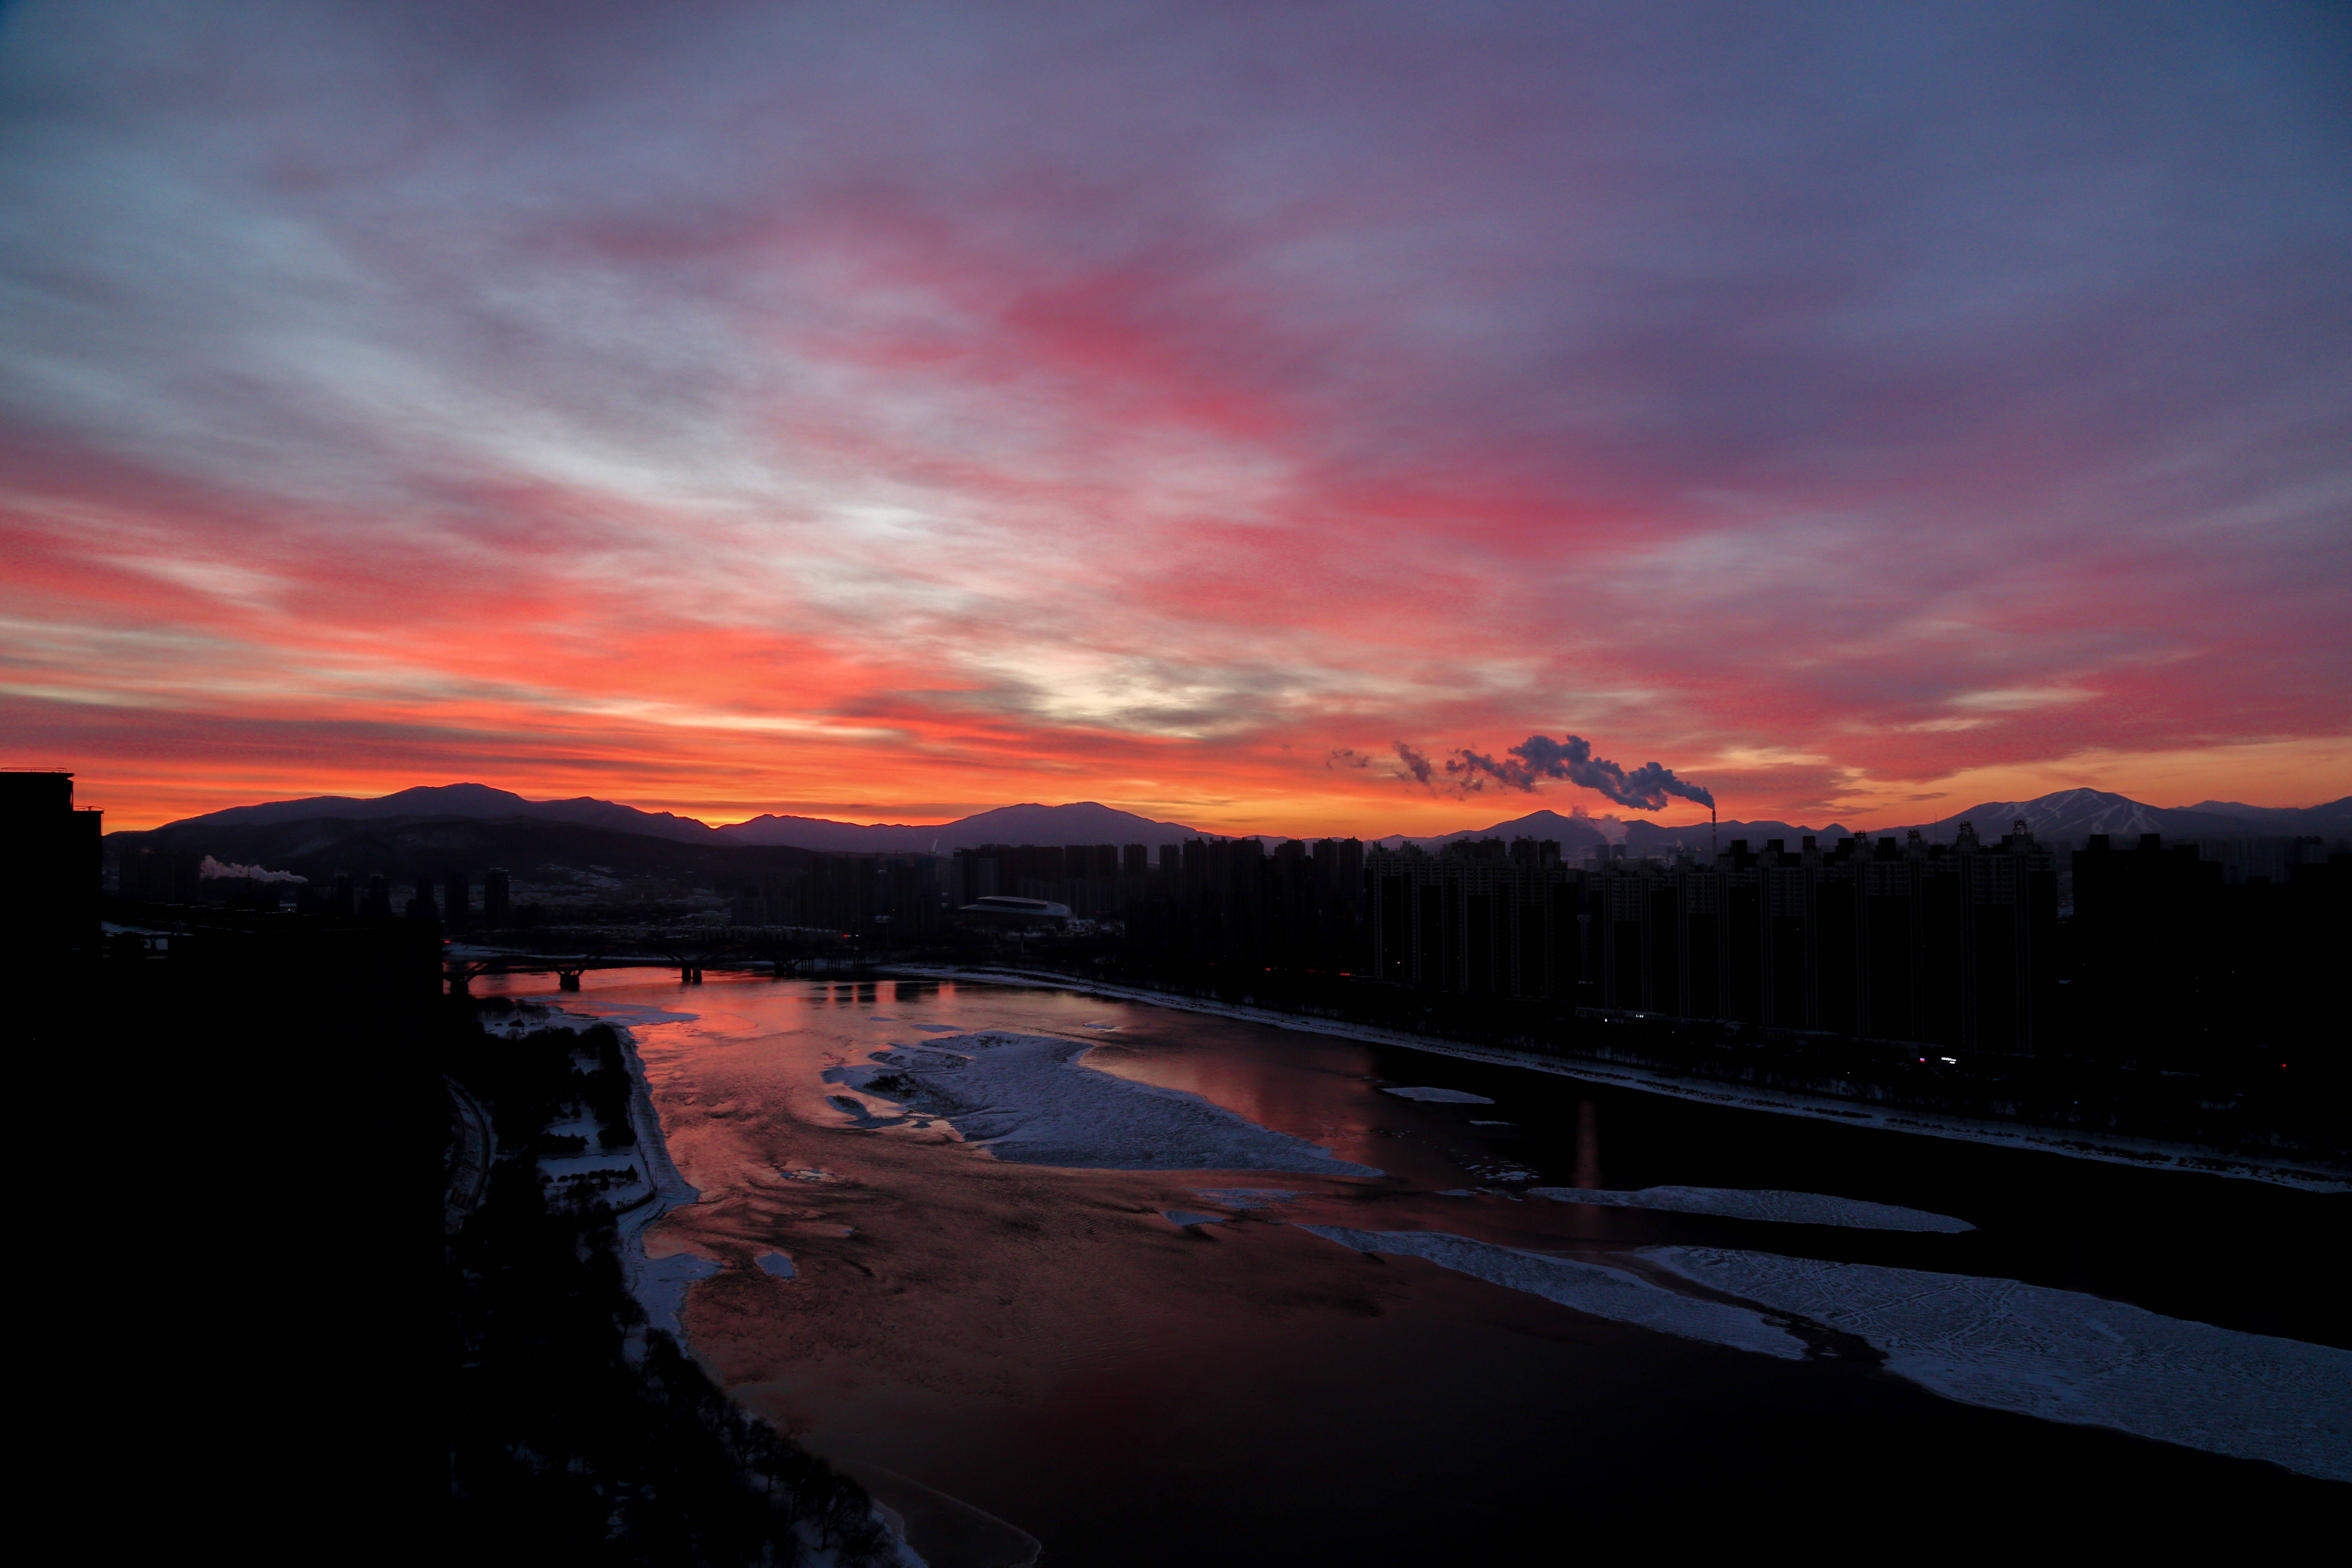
0, 769, 102, 964
1367, 821, 2058, 1054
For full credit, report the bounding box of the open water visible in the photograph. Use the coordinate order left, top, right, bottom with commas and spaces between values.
477, 969, 2348, 1559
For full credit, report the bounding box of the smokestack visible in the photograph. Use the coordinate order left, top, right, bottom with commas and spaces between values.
1711, 804, 1718, 855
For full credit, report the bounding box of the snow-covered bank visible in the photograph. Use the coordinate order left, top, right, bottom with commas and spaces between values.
883, 967, 2349, 1192
499, 1002, 924, 1565
1299, 1226, 1804, 1359
1528, 1186, 1973, 1232
829, 1030, 1380, 1174
1298, 1224, 2352, 1480
587, 1011, 711, 1337
1649, 1247, 2352, 1481
491, 999, 713, 1336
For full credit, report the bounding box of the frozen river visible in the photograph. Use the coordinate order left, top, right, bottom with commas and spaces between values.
477, 969, 2349, 1557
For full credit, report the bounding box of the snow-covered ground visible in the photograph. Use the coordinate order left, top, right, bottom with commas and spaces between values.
828, 1030, 1381, 1175
520, 1007, 710, 1339
1529, 1185, 1973, 1232
1300, 1226, 1804, 1359
1650, 1247, 2352, 1481
1380, 1086, 1495, 1104
1297, 1224, 2351, 1480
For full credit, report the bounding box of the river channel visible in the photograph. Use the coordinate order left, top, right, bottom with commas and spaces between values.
476, 969, 2348, 1558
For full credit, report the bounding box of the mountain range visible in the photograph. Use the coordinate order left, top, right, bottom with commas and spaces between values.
173, 782, 731, 844
1370, 808, 1852, 855
1376, 788, 2351, 854
129, 782, 2351, 858
136, 785, 1219, 854
719, 801, 1213, 851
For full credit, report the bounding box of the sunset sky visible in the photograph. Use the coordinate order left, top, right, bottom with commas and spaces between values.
4, 1, 2347, 833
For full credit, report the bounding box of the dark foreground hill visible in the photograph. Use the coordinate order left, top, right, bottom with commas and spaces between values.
717, 800, 1215, 850
109, 813, 823, 887
161, 781, 726, 843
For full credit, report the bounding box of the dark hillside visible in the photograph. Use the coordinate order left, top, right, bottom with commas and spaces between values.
106, 813, 826, 886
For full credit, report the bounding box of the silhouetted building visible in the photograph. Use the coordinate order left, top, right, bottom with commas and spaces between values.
1362, 820, 2058, 1054
118, 845, 203, 903
2067, 832, 2347, 1070
1367, 849, 1582, 999
2, 769, 102, 963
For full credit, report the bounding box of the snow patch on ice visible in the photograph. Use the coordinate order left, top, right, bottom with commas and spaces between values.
1191, 1188, 1305, 1208
1300, 1227, 1803, 1360
1161, 1210, 1228, 1227
827, 1031, 1379, 1175
1529, 1186, 1973, 1233
1469, 1120, 1512, 1126
1381, 1086, 1495, 1104
1646, 1247, 2352, 1480
561, 1000, 700, 1026
753, 1250, 798, 1280
911, 1024, 964, 1033
826, 1094, 906, 1129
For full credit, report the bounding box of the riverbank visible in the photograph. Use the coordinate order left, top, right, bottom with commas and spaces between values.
474, 1000, 713, 1335
880, 965, 2349, 1193
449, 998, 920, 1566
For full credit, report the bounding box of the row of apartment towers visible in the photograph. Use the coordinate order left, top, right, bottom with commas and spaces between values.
951, 822, 2057, 1054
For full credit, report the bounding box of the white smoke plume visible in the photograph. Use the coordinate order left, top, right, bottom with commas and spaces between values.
199, 855, 307, 884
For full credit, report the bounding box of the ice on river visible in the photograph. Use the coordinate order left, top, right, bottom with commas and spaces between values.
1301, 1228, 2348, 1478
1528, 1185, 1972, 1233
1298, 1227, 1804, 1360
1380, 1086, 1495, 1103
1191, 1188, 1305, 1208
753, 1250, 798, 1280
1162, 1210, 1229, 1227
1649, 1248, 2352, 1479
829, 1031, 1380, 1175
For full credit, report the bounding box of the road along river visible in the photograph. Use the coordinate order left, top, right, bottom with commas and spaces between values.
474, 969, 2350, 1560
